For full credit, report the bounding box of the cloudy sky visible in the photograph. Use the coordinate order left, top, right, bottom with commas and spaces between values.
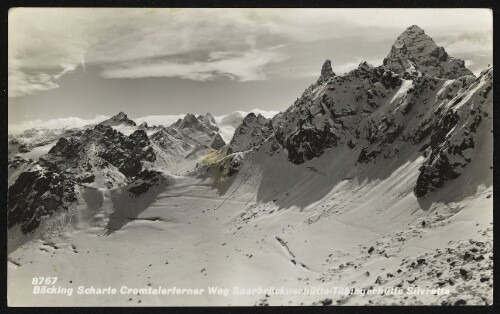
8, 8, 492, 129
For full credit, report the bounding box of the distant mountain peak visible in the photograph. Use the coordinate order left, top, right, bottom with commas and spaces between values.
173, 112, 219, 134
100, 111, 137, 127
181, 113, 198, 125
383, 25, 473, 79
198, 112, 218, 128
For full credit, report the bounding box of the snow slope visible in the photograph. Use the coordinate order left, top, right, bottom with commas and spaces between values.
8, 144, 492, 306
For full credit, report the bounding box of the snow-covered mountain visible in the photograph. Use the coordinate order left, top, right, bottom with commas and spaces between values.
207, 25, 491, 201
8, 25, 492, 306
149, 112, 224, 171
7, 111, 227, 234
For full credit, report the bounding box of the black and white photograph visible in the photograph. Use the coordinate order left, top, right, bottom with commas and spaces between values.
6, 7, 493, 306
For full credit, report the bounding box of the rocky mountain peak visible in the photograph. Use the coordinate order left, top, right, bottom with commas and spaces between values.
243, 112, 257, 120
383, 25, 473, 79
115, 111, 127, 118
266, 25, 491, 194
175, 113, 219, 133
197, 113, 219, 131
177, 113, 199, 128
241, 113, 269, 128
177, 114, 204, 130
321, 60, 335, 77
100, 111, 137, 127
227, 113, 273, 154
318, 59, 336, 84
403, 24, 424, 35
394, 25, 434, 48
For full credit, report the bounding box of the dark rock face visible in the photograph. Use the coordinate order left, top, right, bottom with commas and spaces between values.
8, 169, 76, 233
129, 129, 151, 147
317, 59, 336, 84
283, 125, 338, 164
18, 144, 30, 153
48, 137, 82, 159
274, 62, 405, 165
128, 170, 168, 197
414, 68, 492, 197
41, 124, 156, 178
415, 152, 459, 197
210, 133, 226, 150
95, 127, 156, 177
357, 147, 379, 164
383, 25, 473, 79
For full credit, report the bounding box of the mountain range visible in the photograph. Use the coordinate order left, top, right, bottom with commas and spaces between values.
7, 25, 492, 306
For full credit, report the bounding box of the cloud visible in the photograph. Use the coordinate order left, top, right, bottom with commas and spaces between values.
434, 31, 493, 55
8, 115, 109, 134
8, 8, 89, 97
8, 63, 79, 97
9, 8, 493, 98
134, 114, 185, 127
214, 109, 279, 121
8, 67, 60, 98
101, 49, 286, 81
